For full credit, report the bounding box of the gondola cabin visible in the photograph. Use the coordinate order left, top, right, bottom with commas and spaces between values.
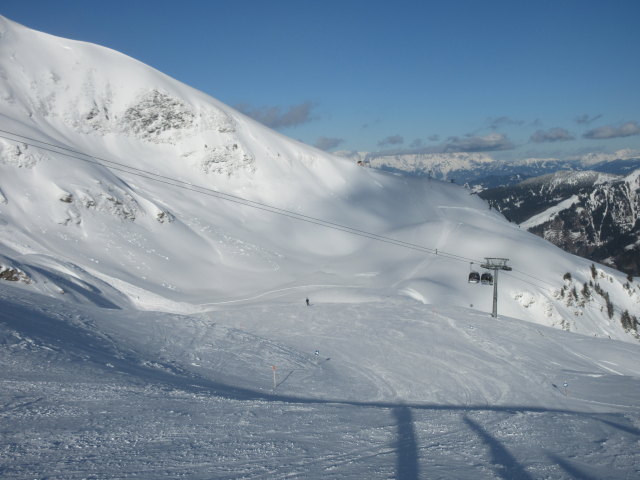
481, 272, 494, 285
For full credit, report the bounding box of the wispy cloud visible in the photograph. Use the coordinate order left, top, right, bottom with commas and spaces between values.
488, 116, 524, 129
314, 136, 344, 151
444, 133, 514, 152
583, 121, 640, 139
378, 135, 404, 147
575, 113, 603, 125
362, 118, 381, 129
368, 132, 514, 158
428, 134, 440, 142
530, 127, 575, 143
235, 101, 316, 129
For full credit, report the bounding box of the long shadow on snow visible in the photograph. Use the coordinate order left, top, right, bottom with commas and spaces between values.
393, 406, 420, 480
463, 416, 534, 480
546, 453, 601, 480
29, 266, 122, 309
3, 296, 640, 442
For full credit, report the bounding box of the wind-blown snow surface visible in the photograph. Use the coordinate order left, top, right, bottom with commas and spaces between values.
1, 16, 639, 479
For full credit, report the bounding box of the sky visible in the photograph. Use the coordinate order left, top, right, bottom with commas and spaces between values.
2, 0, 640, 161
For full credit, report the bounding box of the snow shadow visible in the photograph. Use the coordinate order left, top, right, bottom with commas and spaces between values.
463, 416, 534, 480
546, 453, 600, 480
392, 406, 420, 480
275, 369, 296, 388
29, 266, 122, 309
593, 416, 640, 436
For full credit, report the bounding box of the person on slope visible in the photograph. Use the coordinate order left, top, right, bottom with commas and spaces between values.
306, 298, 310, 306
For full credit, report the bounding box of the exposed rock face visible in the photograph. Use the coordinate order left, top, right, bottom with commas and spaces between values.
122, 90, 195, 143
0, 265, 31, 283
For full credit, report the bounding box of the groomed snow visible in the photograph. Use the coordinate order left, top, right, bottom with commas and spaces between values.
1, 285, 639, 479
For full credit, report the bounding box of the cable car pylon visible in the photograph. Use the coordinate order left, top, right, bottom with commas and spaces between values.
480, 258, 512, 318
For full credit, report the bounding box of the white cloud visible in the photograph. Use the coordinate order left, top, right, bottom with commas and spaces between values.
236, 101, 316, 129
530, 128, 575, 143
314, 136, 344, 151
584, 121, 640, 139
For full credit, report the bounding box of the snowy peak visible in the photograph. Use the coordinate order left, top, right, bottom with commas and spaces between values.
0, 16, 270, 182
517, 170, 619, 189
377, 151, 496, 178
0, 15, 373, 215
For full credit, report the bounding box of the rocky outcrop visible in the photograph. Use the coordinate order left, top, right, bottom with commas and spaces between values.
0, 265, 31, 283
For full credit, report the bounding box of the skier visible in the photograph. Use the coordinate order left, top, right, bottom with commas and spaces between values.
306, 297, 310, 306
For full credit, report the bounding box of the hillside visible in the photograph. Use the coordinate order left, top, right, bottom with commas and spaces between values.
0, 16, 639, 479
480, 170, 640, 276
0, 15, 637, 338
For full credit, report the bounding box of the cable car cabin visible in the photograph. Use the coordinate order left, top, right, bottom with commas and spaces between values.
481, 272, 494, 285
468, 271, 480, 283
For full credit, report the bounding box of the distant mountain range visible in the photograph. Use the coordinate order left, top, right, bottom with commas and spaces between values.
337, 150, 640, 189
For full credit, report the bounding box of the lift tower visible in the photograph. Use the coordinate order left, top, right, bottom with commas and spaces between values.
480, 258, 512, 318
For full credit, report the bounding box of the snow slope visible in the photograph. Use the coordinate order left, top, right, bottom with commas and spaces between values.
0, 16, 639, 479
1, 284, 639, 479
520, 196, 580, 230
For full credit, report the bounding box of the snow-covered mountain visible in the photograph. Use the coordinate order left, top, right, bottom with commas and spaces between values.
339, 150, 498, 181
1, 17, 640, 479
338, 149, 640, 189
1, 15, 635, 337
480, 169, 640, 276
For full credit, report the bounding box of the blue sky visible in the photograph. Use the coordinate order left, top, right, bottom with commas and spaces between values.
2, 0, 640, 161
